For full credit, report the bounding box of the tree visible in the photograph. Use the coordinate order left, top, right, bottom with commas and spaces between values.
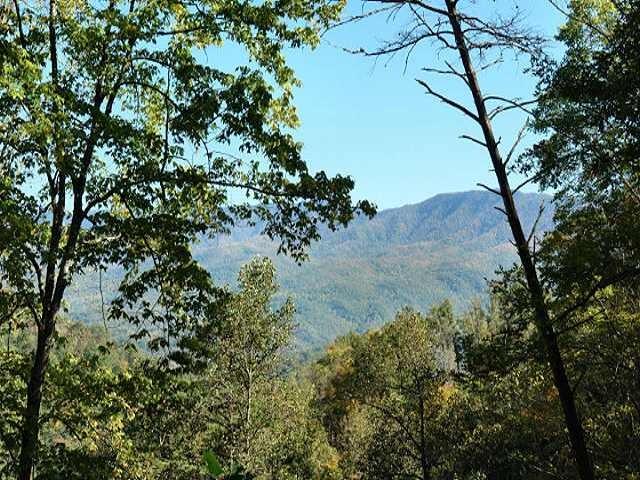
0, 0, 374, 476
314, 304, 459, 479
180, 257, 296, 470
521, 1, 640, 473
562, 286, 640, 477
0, 319, 151, 479
456, 290, 582, 479
528, 0, 638, 206
248, 377, 340, 480
524, 0, 640, 320
341, 1, 594, 477
167, 257, 337, 480
1, 260, 341, 479
457, 282, 640, 478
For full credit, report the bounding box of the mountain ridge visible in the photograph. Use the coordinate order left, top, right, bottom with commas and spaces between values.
68, 190, 553, 349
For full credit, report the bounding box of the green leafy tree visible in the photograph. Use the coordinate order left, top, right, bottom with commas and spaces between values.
177, 257, 296, 471
248, 377, 340, 480
141, 257, 338, 479
456, 294, 576, 479
0, 0, 374, 476
121, 363, 207, 479
0, 320, 152, 479
1, 261, 341, 479
452, 361, 571, 479
498, 2, 640, 476
457, 281, 640, 479
204, 450, 254, 480
564, 286, 640, 477
315, 304, 460, 480
523, 0, 640, 313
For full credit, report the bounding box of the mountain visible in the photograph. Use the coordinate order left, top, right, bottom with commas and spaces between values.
67, 191, 553, 350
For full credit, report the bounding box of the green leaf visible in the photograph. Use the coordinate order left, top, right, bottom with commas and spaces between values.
203, 450, 223, 477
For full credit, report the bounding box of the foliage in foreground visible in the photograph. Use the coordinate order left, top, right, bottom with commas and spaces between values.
0, 258, 338, 479
1, 257, 639, 479
0, 0, 373, 474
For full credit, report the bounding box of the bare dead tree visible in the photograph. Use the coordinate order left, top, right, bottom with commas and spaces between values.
339, 1, 595, 478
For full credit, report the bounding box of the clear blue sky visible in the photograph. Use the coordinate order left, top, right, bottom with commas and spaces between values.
281, 1, 564, 210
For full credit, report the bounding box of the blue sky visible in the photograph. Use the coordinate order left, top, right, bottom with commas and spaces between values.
281, 1, 564, 210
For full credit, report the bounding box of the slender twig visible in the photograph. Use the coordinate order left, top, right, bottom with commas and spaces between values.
526, 202, 546, 247
416, 79, 480, 123
504, 120, 530, 167
477, 183, 501, 196
460, 134, 486, 147
513, 173, 541, 195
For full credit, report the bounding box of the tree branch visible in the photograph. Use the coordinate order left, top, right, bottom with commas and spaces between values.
12, 0, 27, 49
504, 119, 530, 167
476, 183, 501, 196
416, 79, 480, 123
460, 134, 486, 147
526, 202, 546, 247
485, 96, 537, 120
556, 268, 640, 325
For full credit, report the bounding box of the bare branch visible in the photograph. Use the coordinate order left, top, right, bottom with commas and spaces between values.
485, 96, 537, 119
494, 205, 507, 216
504, 119, 530, 167
325, 5, 398, 33
365, 0, 450, 17
476, 183, 501, 196
460, 134, 486, 147
526, 202, 546, 247
513, 173, 541, 195
99, 269, 108, 335
415, 79, 479, 123
422, 59, 470, 86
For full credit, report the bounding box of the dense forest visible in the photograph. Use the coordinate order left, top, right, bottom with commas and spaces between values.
1, 0, 639, 479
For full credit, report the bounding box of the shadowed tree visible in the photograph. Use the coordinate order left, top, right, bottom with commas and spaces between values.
525, 0, 640, 318
0, 0, 374, 477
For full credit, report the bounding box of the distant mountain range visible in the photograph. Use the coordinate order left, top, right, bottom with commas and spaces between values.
67, 191, 554, 350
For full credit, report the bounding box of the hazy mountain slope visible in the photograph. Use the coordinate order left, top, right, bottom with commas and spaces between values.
67, 191, 553, 349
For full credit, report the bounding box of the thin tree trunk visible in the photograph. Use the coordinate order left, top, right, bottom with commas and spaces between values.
443, 2, 594, 479
16, 1, 63, 475
418, 396, 431, 480
17, 321, 54, 480
245, 369, 252, 458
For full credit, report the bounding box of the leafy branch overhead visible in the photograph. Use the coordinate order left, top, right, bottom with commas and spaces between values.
1, 0, 374, 333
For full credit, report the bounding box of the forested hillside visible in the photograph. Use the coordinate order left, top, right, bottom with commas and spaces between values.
68, 191, 553, 348
2, 0, 640, 479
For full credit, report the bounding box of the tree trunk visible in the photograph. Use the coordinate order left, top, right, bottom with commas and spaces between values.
418, 397, 431, 480
443, 2, 594, 479
17, 322, 54, 480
